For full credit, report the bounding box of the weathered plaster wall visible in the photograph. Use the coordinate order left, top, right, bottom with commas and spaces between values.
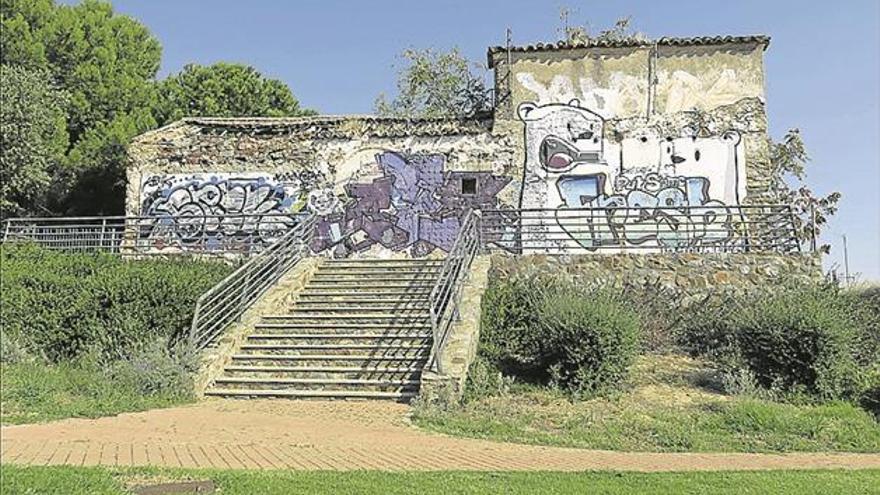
128, 119, 518, 257
489, 252, 823, 299
483, 41, 774, 254
493, 42, 766, 119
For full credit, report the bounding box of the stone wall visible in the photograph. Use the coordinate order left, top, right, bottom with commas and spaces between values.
488, 252, 823, 299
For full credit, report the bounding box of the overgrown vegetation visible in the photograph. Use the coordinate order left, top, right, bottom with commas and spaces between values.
414, 269, 880, 452
3, 465, 879, 495
0, 244, 232, 423
416, 354, 880, 453
480, 274, 639, 396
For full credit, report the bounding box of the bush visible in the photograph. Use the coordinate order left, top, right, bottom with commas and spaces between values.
678, 285, 867, 402
0, 243, 232, 362
480, 274, 640, 397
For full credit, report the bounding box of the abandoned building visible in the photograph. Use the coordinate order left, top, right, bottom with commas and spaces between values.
127, 35, 794, 257
5, 35, 822, 400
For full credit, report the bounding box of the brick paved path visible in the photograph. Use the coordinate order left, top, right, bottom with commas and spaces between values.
2, 400, 879, 471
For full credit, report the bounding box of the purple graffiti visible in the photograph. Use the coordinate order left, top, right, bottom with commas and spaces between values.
311, 151, 511, 257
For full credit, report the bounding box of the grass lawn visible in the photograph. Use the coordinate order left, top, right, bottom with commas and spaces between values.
0, 361, 193, 425
414, 354, 880, 453
1, 465, 878, 495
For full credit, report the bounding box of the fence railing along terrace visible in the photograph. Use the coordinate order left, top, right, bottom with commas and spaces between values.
481, 204, 801, 254
1, 213, 304, 256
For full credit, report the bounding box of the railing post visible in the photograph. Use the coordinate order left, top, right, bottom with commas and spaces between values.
99, 218, 107, 251
2, 220, 10, 243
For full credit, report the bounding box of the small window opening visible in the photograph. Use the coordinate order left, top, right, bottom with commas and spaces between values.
461, 178, 477, 195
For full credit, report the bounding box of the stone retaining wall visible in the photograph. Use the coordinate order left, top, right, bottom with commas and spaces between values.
489, 252, 823, 298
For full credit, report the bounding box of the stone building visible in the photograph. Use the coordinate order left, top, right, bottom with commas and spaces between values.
128, 35, 782, 258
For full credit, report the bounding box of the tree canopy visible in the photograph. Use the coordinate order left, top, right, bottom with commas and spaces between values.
0, 0, 314, 217
374, 48, 491, 119
0, 66, 69, 216
155, 63, 314, 126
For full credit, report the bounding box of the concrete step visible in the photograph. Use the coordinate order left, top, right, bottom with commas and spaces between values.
298, 289, 432, 297
204, 388, 418, 400
315, 268, 441, 277
213, 377, 420, 387
223, 365, 423, 374
324, 259, 443, 266
290, 304, 431, 312
238, 343, 431, 352
262, 313, 429, 320
247, 333, 430, 340
311, 273, 438, 281
254, 322, 431, 330
306, 281, 435, 289
231, 354, 429, 362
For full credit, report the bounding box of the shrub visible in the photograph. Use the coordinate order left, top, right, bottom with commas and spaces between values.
479, 274, 640, 397
0, 244, 232, 362
678, 285, 867, 402
104, 339, 196, 398
538, 290, 640, 395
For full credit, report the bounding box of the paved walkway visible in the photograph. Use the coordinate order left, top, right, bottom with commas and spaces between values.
2, 400, 879, 472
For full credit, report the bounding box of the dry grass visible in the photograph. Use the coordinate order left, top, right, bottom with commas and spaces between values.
414, 354, 880, 453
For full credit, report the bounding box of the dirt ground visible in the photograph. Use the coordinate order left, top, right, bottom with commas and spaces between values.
2, 399, 880, 471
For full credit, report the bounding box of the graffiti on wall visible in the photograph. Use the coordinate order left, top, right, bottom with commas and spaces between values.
516, 67, 758, 117
517, 99, 746, 251
140, 171, 323, 249
312, 151, 511, 257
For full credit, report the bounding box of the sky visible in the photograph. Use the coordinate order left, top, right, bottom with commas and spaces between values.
67, 0, 880, 281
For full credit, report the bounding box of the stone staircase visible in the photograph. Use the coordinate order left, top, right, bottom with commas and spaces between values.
205, 258, 442, 401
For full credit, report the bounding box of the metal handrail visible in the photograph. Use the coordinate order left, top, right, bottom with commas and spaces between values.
188, 213, 316, 349
480, 204, 802, 254
427, 210, 481, 373
2, 213, 303, 256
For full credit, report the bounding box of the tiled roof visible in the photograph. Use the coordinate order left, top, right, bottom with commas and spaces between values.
487, 35, 770, 67
135, 114, 493, 142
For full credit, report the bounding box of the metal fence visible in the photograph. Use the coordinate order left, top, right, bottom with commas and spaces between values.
481, 204, 801, 254
427, 210, 482, 373
2, 213, 304, 256
189, 214, 316, 349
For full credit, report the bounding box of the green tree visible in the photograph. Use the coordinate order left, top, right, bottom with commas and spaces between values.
155, 63, 314, 126
375, 48, 491, 119
0, 65, 69, 217
0, 0, 55, 69
1, 0, 161, 215
769, 129, 841, 253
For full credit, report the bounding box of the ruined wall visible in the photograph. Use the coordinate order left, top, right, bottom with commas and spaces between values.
128, 118, 517, 257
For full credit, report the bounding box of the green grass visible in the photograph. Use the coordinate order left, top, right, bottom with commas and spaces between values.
414, 355, 880, 453
2, 466, 879, 495
0, 361, 193, 425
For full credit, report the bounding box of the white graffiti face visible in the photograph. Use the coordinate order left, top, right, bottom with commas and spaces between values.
518, 99, 606, 176
517, 99, 748, 253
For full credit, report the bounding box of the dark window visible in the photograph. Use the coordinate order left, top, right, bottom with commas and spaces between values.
461, 177, 477, 195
